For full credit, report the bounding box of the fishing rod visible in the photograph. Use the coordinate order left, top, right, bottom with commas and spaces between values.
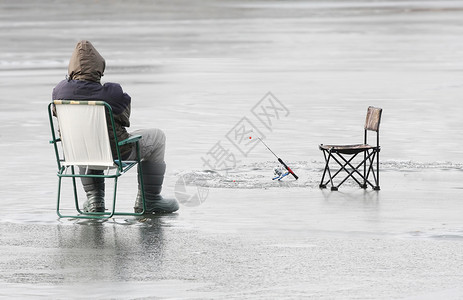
256, 137, 298, 180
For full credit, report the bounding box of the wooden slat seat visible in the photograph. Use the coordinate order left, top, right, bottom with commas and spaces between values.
319, 144, 377, 154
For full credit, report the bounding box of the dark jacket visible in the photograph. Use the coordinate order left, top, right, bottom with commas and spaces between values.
52, 40, 132, 159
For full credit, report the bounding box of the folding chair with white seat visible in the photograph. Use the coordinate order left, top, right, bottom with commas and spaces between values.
319, 106, 382, 191
48, 100, 146, 219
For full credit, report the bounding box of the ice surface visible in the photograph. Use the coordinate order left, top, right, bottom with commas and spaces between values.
1, 0, 463, 299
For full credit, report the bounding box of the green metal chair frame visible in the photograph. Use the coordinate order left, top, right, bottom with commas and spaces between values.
319, 106, 382, 191
48, 100, 146, 219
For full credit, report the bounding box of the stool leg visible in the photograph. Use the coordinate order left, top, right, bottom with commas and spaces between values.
326, 152, 336, 190
374, 150, 380, 190
319, 150, 330, 189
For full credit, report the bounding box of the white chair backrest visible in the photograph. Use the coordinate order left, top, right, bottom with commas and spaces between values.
55, 101, 114, 168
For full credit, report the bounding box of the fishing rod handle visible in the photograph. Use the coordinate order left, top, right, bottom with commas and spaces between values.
278, 158, 299, 180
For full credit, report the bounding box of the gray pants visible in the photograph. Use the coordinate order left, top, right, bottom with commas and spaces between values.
79, 128, 168, 211
127, 128, 166, 163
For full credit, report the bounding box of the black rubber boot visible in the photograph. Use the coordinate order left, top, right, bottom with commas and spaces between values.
79, 168, 105, 213
134, 162, 179, 214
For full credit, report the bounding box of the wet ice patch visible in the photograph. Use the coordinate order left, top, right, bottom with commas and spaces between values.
0, 280, 212, 299
405, 229, 463, 240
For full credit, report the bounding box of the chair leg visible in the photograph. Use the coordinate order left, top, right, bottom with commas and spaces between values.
363, 151, 366, 187
323, 150, 381, 190
328, 153, 345, 189
71, 166, 84, 214
347, 151, 379, 189
319, 150, 339, 191
56, 176, 64, 218
361, 151, 367, 189
319, 150, 330, 189
106, 177, 118, 219
369, 150, 380, 190
320, 150, 359, 190
364, 150, 380, 190
136, 162, 146, 213
375, 150, 380, 190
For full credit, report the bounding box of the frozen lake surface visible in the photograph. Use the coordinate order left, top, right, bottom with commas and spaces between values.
1, 0, 463, 299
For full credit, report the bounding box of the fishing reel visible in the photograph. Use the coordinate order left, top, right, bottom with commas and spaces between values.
251, 135, 298, 180
272, 165, 290, 181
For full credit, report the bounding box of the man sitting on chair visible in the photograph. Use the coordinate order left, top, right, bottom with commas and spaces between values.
52, 40, 179, 214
